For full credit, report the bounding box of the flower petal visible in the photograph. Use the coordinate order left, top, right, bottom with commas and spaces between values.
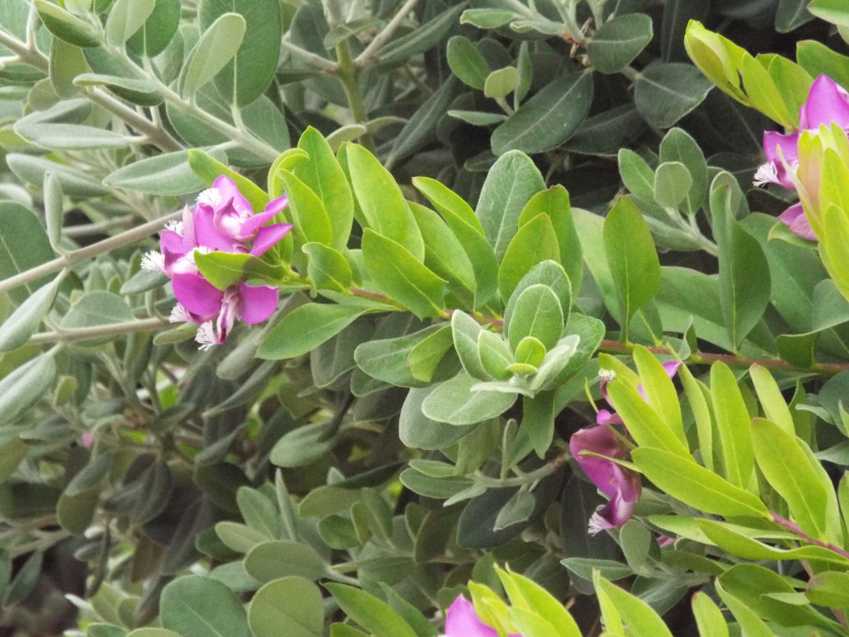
251, 223, 292, 257
801, 75, 849, 130
193, 206, 242, 252
212, 175, 252, 216
171, 272, 223, 321
240, 207, 281, 238
779, 202, 817, 241
763, 131, 799, 189
445, 596, 498, 637
569, 424, 626, 500
238, 283, 279, 324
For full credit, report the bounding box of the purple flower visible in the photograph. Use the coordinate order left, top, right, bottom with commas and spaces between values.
445, 596, 520, 637
570, 360, 681, 532
778, 202, 816, 241
569, 421, 641, 534
144, 176, 292, 349
753, 75, 849, 240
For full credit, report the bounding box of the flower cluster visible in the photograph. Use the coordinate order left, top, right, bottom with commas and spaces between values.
569, 361, 680, 533
144, 176, 292, 349
754, 75, 849, 240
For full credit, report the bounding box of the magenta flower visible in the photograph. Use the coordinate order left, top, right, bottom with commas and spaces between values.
445, 596, 520, 637
569, 419, 641, 534
753, 75, 849, 240
144, 176, 292, 349
570, 360, 681, 533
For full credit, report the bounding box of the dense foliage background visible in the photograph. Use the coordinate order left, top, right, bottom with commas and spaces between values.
2, 0, 849, 635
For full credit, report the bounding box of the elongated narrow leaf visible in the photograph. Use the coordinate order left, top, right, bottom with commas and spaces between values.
182, 13, 247, 98
633, 447, 769, 519
603, 197, 660, 337
362, 230, 447, 320
491, 72, 593, 155
258, 304, 369, 360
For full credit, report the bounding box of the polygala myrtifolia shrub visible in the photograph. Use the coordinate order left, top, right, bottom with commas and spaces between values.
5, 0, 849, 635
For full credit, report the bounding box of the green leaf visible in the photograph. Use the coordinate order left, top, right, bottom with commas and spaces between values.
607, 380, 690, 456
15, 121, 134, 151
797, 41, 849, 94
810, 0, 849, 26
447, 36, 489, 90
422, 372, 517, 425
752, 417, 840, 542
478, 330, 514, 380
105, 0, 155, 45
691, 592, 729, 637
346, 144, 424, 260
588, 13, 654, 74
413, 178, 497, 308
105, 148, 227, 196
632, 346, 685, 444
126, 0, 181, 57
484, 66, 519, 99
603, 197, 660, 337
496, 567, 581, 637
749, 364, 795, 436
408, 325, 453, 383
35, 0, 100, 47
410, 203, 476, 295
0, 352, 57, 426
326, 584, 418, 637
492, 72, 593, 155
281, 169, 333, 247
0, 273, 62, 352
593, 573, 673, 637
476, 150, 546, 261
199, 0, 281, 106
186, 149, 270, 210
61, 291, 134, 331
634, 63, 713, 128
303, 243, 353, 292
516, 186, 582, 297
244, 541, 326, 582
460, 9, 514, 29
659, 127, 709, 215
248, 577, 323, 637
376, 3, 464, 68
49, 38, 89, 98
711, 173, 771, 348
0, 202, 54, 306
194, 251, 254, 290
160, 575, 250, 637
709, 362, 756, 491
258, 303, 369, 360
498, 214, 561, 303
182, 13, 247, 98
452, 311, 490, 380
632, 447, 769, 518
506, 284, 564, 351
294, 127, 354, 251
362, 229, 447, 320
653, 161, 692, 209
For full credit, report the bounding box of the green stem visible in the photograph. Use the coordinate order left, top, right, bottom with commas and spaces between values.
354, 0, 420, 67
0, 211, 181, 296
0, 29, 182, 153
335, 40, 375, 151
29, 318, 168, 346
475, 453, 569, 488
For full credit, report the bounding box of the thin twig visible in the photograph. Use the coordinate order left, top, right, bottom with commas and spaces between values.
281, 38, 338, 74
29, 317, 168, 345
354, 0, 420, 67
771, 512, 849, 561
0, 211, 181, 296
